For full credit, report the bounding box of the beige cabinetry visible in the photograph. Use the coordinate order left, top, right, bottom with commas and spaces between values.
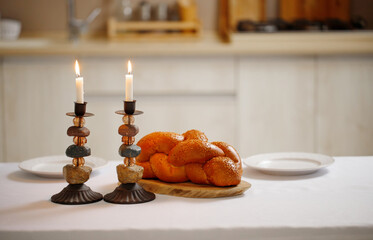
0, 56, 236, 162
0, 55, 372, 162
2, 57, 74, 162
316, 56, 373, 156
237, 56, 373, 157
238, 56, 315, 157
82, 56, 237, 160
0, 59, 4, 161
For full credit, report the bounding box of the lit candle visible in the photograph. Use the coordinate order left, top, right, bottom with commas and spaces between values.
75, 60, 84, 104
125, 60, 133, 101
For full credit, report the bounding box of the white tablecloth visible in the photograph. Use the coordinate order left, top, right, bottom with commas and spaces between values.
1, 156, 373, 240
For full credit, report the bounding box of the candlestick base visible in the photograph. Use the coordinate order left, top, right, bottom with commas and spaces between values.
51, 184, 103, 205
103, 183, 155, 204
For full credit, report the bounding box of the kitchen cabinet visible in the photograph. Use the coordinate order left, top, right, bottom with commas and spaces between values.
238, 56, 315, 157
0, 56, 236, 162
237, 56, 373, 157
82, 56, 237, 161
0, 59, 4, 161
316, 56, 373, 155
2, 57, 74, 162
0, 53, 372, 162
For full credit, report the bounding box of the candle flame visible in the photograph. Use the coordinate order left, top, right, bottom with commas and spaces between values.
75, 60, 80, 77
127, 60, 132, 74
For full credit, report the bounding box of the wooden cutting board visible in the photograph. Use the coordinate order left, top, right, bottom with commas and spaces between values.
138, 179, 251, 198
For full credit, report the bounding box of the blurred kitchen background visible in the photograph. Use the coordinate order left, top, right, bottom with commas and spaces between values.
0, 0, 372, 162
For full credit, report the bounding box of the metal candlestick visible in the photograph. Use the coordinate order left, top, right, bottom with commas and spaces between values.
51, 102, 103, 204
104, 100, 155, 204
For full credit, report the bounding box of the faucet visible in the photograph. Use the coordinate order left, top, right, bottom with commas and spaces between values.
67, 0, 101, 41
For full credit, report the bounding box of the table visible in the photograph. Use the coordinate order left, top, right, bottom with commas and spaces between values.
1, 156, 373, 240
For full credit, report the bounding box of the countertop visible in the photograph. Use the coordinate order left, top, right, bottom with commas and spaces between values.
0, 31, 373, 56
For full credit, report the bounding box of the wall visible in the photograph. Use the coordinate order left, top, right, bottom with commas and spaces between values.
0, 0, 372, 34
0, 0, 218, 33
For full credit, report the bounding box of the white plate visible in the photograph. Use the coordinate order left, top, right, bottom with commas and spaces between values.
19, 155, 108, 178
243, 152, 334, 176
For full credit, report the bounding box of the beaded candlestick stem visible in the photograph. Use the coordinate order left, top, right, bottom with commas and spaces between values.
104, 100, 155, 204
51, 102, 103, 204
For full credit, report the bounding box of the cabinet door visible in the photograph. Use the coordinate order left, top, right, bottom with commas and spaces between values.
3, 57, 75, 162
83, 56, 235, 95
1, 56, 236, 162
317, 56, 373, 155
0, 58, 4, 162
88, 95, 236, 161
83, 56, 237, 161
238, 56, 315, 157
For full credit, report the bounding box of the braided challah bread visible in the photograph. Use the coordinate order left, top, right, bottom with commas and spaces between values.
136, 130, 242, 186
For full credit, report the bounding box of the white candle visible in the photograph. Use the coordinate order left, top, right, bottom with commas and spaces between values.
125, 60, 133, 101
75, 60, 84, 104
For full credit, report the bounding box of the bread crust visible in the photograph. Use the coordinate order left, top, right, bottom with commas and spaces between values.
149, 153, 188, 182
168, 140, 224, 167
183, 129, 208, 142
136, 132, 184, 163
136, 130, 242, 186
203, 157, 241, 186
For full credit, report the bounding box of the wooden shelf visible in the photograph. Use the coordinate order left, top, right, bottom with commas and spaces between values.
107, 18, 201, 41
